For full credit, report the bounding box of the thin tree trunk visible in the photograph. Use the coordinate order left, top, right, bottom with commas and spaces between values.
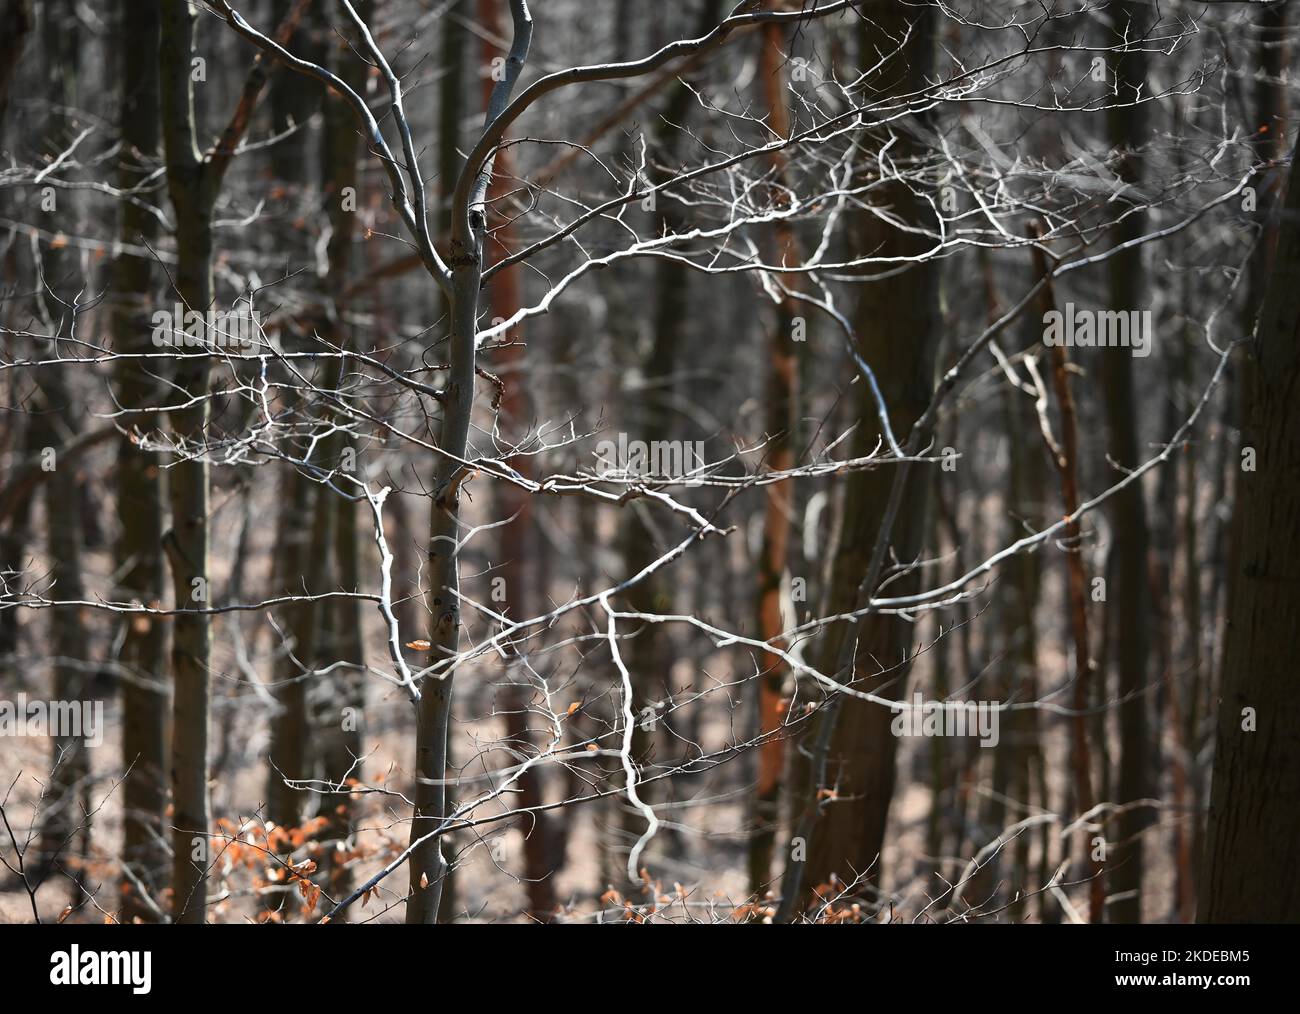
747, 5, 800, 897
406, 262, 479, 923
1034, 243, 1104, 924
432, 0, 465, 922
407, 0, 532, 924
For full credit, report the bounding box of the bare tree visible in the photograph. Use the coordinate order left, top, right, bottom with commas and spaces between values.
0, 0, 1290, 931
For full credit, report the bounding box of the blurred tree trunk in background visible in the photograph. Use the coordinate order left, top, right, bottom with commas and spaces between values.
34, 368, 89, 905
0, 0, 40, 668
1199, 136, 1300, 925
0, 0, 34, 128
613, 0, 724, 894
1205, 1, 1290, 917
264, 0, 321, 865
1103, 0, 1154, 925
479, 0, 560, 922
311, 0, 372, 917
112, 0, 169, 924
266, 476, 333, 897
33, 0, 91, 905
266, 467, 311, 832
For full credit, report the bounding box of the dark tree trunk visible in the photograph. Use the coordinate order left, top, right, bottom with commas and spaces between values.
1103, 0, 1154, 924
1199, 136, 1300, 924
784, 4, 940, 913
33, 0, 91, 905
111, 0, 168, 924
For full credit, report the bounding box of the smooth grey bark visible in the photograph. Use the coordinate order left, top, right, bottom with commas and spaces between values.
433, 2, 466, 922
159, 0, 215, 922
405, 0, 534, 927
406, 257, 482, 921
